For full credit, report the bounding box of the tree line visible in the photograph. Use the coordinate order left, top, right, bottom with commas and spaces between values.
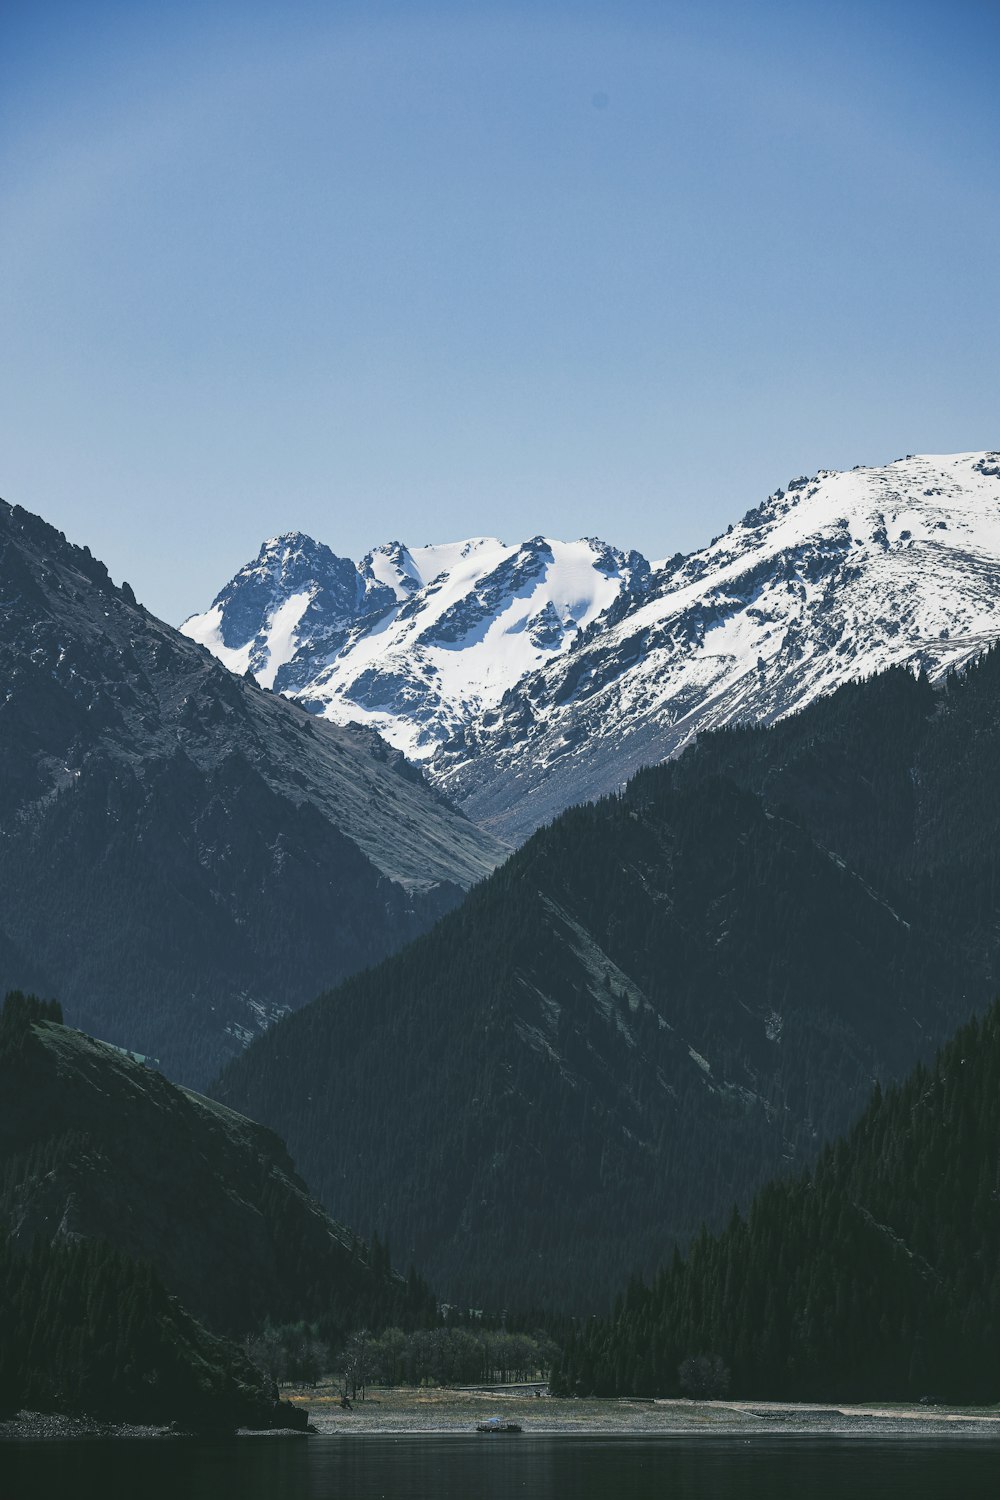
248, 1321, 557, 1395
0, 1233, 297, 1427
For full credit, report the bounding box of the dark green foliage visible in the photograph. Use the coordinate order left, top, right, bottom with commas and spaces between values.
678, 1353, 731, 1398
0, 995, 557, 1423
0, 1233, 292, 1427
0, 991, 63, 1054
216, 660, 988, 1312
336, 1324, 557, 1394
247, 1322, 330, 1386
553, 1004, 1000, 1403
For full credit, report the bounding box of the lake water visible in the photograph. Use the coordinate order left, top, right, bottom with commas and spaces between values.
3, 1433, 1000, 1499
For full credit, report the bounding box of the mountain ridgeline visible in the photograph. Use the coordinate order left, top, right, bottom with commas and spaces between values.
215, 652, 1000, 1311
187, 452, 1000, 840
0, 497, 503, 1086
182, 532, 650, 769
438, 451, 1000, 838
553, 1003, 1000, 1404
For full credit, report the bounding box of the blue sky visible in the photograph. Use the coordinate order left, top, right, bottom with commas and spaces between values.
2, 0, 998, 623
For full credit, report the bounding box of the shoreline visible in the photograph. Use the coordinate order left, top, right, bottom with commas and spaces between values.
289, 1386, 1000, 1440
5, 1390, 1000, 1443
0, 1411, 309, 1443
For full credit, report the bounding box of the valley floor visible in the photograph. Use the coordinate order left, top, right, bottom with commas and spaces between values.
290, 1385, 1000, 1438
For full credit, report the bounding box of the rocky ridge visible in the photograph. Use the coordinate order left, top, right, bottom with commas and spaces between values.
183, 533, 650, 766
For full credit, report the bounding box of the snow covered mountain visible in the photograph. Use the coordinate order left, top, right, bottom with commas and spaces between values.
183, 534, 650, 761
185, 451, 1000, 839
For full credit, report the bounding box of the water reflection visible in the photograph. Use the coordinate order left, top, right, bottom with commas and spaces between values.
4, 1433, 1000, 1500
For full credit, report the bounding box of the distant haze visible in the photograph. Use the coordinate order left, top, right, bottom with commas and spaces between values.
2, 0, 998, 624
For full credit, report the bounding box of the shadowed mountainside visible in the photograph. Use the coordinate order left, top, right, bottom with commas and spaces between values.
555, 1001, 1000, 1404
0, 994, 424, 1338
0, 497, 503, 1085
215, 660, 997, 1310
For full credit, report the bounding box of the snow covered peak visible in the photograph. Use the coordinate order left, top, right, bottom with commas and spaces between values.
303, 532, 651, 762
182, 529, 646, 753
434, 451, 1000, 836
636, 452, 1000, 630
225, 531, 352, 602
181, 532, 380, 691
360, 541, 421, 599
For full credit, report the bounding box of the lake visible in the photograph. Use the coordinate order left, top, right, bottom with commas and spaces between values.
3, 1434, 1000, 1499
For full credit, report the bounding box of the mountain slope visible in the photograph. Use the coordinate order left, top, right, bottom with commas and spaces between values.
214, 660, 990, 1311
185, 452, 1000, 841
0, 1234, 293, 1428
555, 1001, 1000, 1403
658, 645, 1000, 988
0, 993, 415, 1339
438, 451, 1000, 837
0, 498, 504, 1084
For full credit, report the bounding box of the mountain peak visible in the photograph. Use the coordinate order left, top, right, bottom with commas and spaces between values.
185, 530, 650, 758
224, 530, 348, 593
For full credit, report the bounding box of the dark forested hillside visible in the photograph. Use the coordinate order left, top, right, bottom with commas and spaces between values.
0, 1234, 300, 1428
215, 658, 994, 1311
554, 1002, 1000, 1403
0, 497, 503, 1085
0, 994, 430, 1339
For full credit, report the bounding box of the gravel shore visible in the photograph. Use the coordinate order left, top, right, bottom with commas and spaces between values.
0, 1411, 174, 1442
290, 1385, 1000, 1439
0, 1411, 309, 1442
6, 1391, 1000, 1442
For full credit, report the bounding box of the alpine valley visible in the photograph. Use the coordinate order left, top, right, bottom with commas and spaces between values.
6, 448, 1000, 1429
185, 451, 1000, 839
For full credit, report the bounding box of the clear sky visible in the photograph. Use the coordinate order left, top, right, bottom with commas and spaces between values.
2, 0, 998, 624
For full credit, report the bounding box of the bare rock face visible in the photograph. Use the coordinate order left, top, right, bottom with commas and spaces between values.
0, 498, 504, 1086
